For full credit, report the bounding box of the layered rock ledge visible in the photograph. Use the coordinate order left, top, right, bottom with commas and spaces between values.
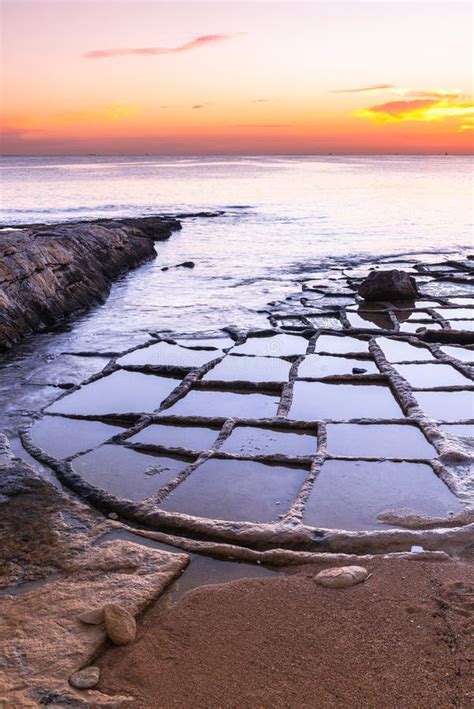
0, 435, 188, 706
0, 216, 181, 350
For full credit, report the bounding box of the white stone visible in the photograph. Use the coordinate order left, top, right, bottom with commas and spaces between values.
69, 666, 100, 689
315, 565, 369, 589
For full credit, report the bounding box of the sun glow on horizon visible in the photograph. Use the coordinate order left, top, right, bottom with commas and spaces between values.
1, 1, 473, 155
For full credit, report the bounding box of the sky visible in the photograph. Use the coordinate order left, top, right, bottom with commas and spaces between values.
1, 0, 473, 154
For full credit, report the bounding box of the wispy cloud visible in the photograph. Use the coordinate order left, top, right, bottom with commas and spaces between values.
85, 33, 244, 59
402, 89, 460, 100
332, 84, 394, 94
333, 84, 462, 101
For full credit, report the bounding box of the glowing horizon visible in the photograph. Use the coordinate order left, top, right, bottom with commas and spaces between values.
1, 1, 473, 155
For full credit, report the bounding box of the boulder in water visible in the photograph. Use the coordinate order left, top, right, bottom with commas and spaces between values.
358, 270, 418, 301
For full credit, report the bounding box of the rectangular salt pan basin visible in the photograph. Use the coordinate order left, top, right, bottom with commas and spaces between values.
346, 312, 393, 330
288, 381, 403, 421
399, 310, 431, 321
306, 316, 342, 330
220, 425, 317, 457
303, 459, 462, 531
118, 341, 221, 368
174, 336, 236, 350
415, 391, 474, 422
398, 322, 441, 334
376, 337, 434, 362
440, 424, 474, 438
30, 416, 125, 459
203, 355, 292, 383
447, 321, 474, 332
440, 346, 474, 363
72, 445, 191, 500
326, 423, 435, 458
315, 335, 368, 354
159, 458, 307, 523
298, 354, 378, 378
449, 298, 474, 306
395, 363, 470, 388
232, 334, 308, 357
161, 389, 280, 420
46, 370, 181, 416
128, 423, 219, 451
435, 308, 474, 320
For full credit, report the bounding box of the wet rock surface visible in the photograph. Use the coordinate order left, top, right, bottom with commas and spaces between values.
0, 215, 181, 349
358, 269, 419, 301
0, 435, 188, 706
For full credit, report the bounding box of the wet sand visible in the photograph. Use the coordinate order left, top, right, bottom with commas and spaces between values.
98, 557, 473, 708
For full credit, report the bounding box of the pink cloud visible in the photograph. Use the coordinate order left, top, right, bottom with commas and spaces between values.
367, 99, 438, 116
85, 33, 244, 59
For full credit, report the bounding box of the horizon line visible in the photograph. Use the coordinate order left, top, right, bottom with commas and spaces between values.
1, 151, 473, 158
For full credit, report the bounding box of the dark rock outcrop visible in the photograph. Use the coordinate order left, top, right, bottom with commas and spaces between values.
162, 260, 195, 271
0, 216, 181, 349
358, 269, 418, 301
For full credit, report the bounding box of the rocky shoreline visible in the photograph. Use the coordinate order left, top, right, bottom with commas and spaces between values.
0, 216, 182, 350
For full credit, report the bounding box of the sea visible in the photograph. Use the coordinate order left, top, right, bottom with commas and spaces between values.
0, 154, 472, 442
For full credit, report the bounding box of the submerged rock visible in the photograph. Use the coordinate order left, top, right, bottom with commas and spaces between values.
162, 260, 195, 271
314, 566, 369, 588
104, 603, 137, 645
69, 666, 100, 689
358, 270, 418, 301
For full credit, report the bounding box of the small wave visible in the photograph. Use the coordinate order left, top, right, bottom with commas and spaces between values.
225, 205, 253, 209
4, 204, 136, 215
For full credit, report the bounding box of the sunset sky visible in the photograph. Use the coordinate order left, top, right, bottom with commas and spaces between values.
1, 0, 473, 154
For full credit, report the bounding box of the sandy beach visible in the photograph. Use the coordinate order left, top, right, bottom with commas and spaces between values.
97, 557, 474, 708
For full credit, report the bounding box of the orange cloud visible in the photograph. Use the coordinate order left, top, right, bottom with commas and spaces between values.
355, 98, 474, 126
84, 33, 244, 59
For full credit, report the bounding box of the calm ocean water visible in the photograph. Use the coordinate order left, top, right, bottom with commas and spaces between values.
1, 155, 472, 337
